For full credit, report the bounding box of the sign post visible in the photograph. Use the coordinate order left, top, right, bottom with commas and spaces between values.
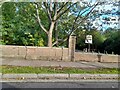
85, 35, 92, 52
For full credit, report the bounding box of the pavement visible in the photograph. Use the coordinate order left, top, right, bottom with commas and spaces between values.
1, 57, 119, 68
0, 57, 119, 82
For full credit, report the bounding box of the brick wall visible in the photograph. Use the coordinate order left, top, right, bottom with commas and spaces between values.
1, 45, 69, 61
101, 54, 119, 62
74, 52, 98, 62
1, 45, 119, 62
74, 52, 119, 62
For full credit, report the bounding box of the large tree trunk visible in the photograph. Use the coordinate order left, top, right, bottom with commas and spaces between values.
48, 32, 52, 47
54, 21, 58, 46
47, 22, 55, 47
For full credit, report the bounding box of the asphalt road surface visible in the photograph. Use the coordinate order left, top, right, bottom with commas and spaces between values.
1, 82, 119, 88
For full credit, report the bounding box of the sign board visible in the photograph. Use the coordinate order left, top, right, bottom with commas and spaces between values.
85, 39, 92, 44
85, 35, 92, 44
86, 35, 92, 40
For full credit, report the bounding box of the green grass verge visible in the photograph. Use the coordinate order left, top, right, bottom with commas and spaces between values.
0, 65, 119, 74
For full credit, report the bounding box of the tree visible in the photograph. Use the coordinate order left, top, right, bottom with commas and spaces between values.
1, 2, 46, 46
33, 1, 101, 47
1, 1, 114, 48
33, 2, 77, 47
100, 29, 120, 55
75, 29, 105, 52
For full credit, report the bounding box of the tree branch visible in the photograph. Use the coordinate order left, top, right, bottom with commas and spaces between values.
69, 2, 100, 36
69, 10, 88, 35
56, 2, 77, 20
53, 2, 58, 21
52, 2, 100, 46
43, 2, 52, 22
57, 2, 68, 14
34, 3, 48, 34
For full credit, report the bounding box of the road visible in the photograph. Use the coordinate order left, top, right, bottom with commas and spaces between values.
1, 82, 119, 88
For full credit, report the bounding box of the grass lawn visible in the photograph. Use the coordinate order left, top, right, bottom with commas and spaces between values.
0, 65, 119, 74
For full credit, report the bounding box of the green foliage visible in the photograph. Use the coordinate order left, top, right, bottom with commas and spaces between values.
1, 2, 120, 54
1, 2, 46, 46
75, 29, 105, 52
89, 29, 105, 52
100, 30, 120, 54
75, 28, 120, 55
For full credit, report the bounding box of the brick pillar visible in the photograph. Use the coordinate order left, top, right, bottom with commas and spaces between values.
68, 35, 76, 61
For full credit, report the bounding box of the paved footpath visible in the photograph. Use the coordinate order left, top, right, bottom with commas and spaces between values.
1, 58, 118, 68
0, 58, 119, 81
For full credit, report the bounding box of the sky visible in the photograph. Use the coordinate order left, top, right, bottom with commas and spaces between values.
86, 0, 119, 30
72, 0, 119, 30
